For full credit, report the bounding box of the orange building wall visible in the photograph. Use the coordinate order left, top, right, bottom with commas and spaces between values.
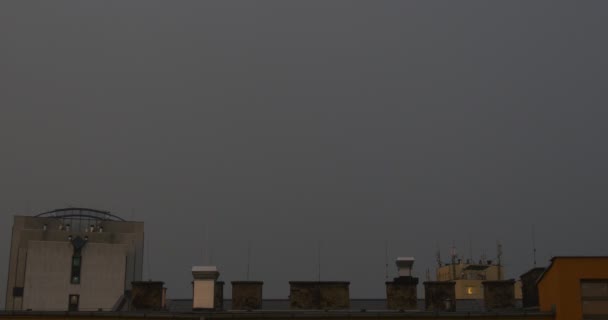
538, 257, 608, 320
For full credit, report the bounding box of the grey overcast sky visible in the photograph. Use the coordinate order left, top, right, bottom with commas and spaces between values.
1, 0, 608, 306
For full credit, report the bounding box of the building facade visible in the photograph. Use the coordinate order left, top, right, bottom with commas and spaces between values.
538, 256, 608, 320
4, 208, 144, 311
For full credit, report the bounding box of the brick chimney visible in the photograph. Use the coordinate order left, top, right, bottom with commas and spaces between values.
131, 281, 165, 311
423, 281, 456, 312
483, 279, 516, 310
386, 257, 418, 310
231, 281, 263, 310
520, 268, 545, 308
289, 281, 350, 310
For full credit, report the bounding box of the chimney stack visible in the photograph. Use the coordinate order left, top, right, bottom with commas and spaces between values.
131, 281, 165, 311
289, 281, 350, 309
192, 266, 220, 310
483, 279, 516, 310
520, 268, 545, 308
423, 281, 456, 312
386, 257, 418, 310
231, 281, 263, 310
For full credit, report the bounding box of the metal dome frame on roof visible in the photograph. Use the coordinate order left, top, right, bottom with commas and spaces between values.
35, 207, 125, 221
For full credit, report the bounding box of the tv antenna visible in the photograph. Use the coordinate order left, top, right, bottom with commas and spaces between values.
497, 241, 503, 280
385, 240, 389, 281
450, 242, 457, 279
317, 241, 322, 282
532, 225, 537, 267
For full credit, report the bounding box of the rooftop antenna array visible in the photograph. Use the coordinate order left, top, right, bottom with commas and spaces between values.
450, 242, 457, 279
436, 245, 442, 267
469, 233, 473, 263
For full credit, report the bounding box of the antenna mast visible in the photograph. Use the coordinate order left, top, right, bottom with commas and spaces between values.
450, 242, 457, 280
532, 225, 537, 267
436, 246, 442, 267
317, 241, 321, 282
497, 241, 503, 280
384, 240, 389, 281
247, 241, 252, 280
469, 233, 473, 263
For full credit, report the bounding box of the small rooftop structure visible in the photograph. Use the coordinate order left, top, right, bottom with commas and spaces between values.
396, 257, 415, 277
192, 266, 220, 310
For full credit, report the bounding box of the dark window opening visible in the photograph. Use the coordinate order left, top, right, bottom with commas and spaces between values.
13, 287, 24, 297
68, 294, 79, 311
71, 255, 81, 284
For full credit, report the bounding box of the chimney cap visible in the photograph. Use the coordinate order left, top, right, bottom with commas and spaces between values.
192, 266, 218, 272
396, 257, 415, 268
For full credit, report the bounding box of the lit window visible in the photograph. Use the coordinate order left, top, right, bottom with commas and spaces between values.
68, 294, 79, 311
71, 255, 81, 284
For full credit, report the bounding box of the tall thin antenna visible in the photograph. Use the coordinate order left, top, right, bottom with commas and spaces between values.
146, 235, 151, 280
469, 233, 473, 263
450, 241, 457, 280
436, 244, 442, 267
497, 241, 503, 280
206, 225, 211, 264
384, 240, 389, 281
247, 241, 252, 280
317, 241, 321, 282
532, 225, 537, 267
202, 224, 211, 265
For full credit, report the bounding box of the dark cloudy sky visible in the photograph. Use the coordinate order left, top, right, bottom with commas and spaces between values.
1, 1, 608, 306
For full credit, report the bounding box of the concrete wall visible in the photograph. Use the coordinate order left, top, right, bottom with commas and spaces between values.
538, 257, 608, 320
21, 241, 127, 311
454, 279, 484, 299
22, 241, 72, 311
289, 282, 349, 310
5, 215, 143, 311
232, 281, 263, 310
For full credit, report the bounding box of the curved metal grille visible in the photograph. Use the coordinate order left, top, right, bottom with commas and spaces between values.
35, 207, 125, 221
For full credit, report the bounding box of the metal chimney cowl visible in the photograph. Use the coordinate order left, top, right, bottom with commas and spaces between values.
396, 257, 415, 277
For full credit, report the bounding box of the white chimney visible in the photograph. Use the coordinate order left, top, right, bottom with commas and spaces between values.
192, 266, 219, 310
396, 257, 415, 277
